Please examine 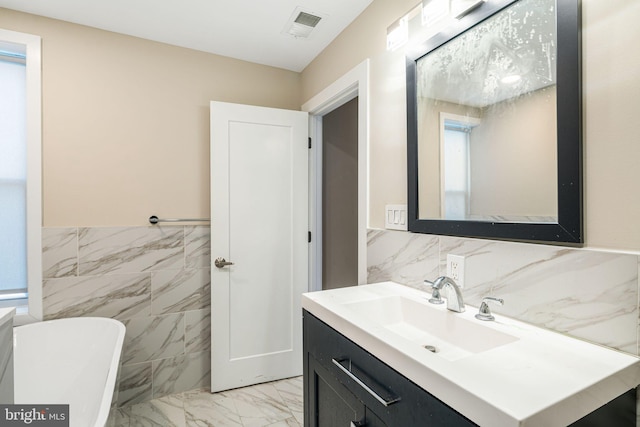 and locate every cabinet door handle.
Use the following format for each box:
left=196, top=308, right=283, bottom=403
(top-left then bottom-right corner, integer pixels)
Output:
left=332, top=358, right=401, bottom=407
